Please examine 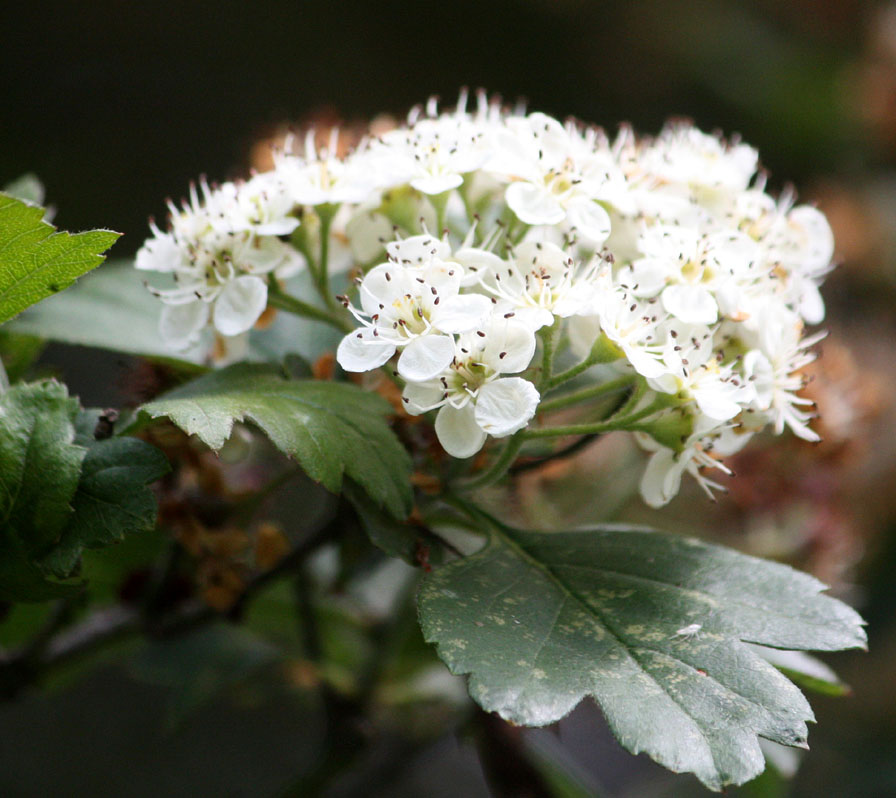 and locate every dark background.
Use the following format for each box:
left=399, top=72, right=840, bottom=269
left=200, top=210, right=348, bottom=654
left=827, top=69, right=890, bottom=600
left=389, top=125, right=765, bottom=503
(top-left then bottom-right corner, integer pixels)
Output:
left=3, top=2, right=896, bottom=796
